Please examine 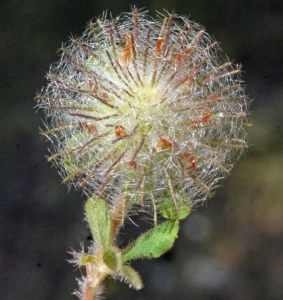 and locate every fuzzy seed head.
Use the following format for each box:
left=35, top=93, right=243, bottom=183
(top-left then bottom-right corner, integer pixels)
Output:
left=37, top=9, right=249, bottom=218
